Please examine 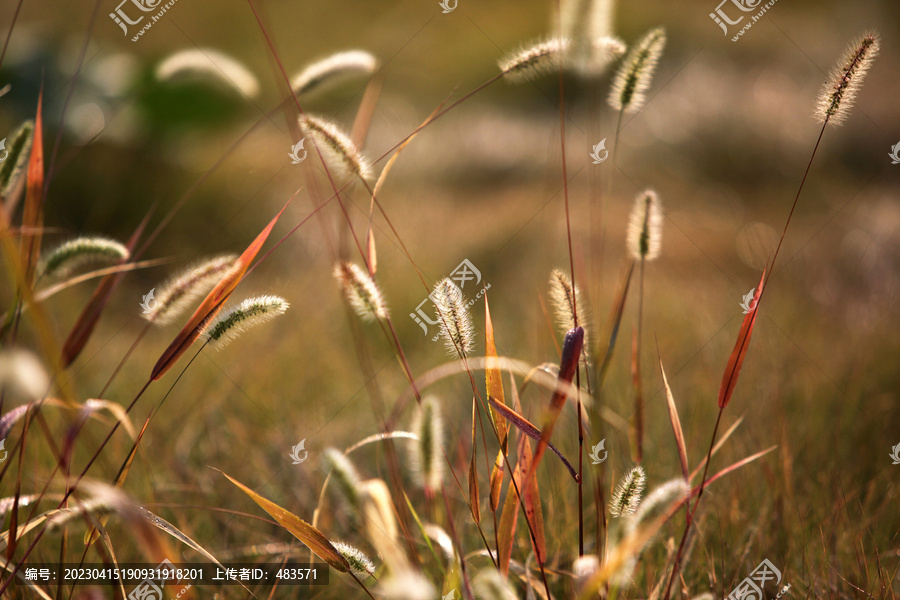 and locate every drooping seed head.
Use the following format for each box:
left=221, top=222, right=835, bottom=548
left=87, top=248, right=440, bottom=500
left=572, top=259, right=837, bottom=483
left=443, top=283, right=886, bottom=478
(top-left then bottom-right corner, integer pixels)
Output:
left=291, top=50, right=378, bottom=97
left=144, top=254, right=237, bottom=325
left=299, top=114, right=372, bottom=180
left=323, top=448, right=363, bottom=515
left=410, top=396, right=444, bottom=493
left=332, top=541, right=376, bottom=580
left=630, top=477, right=689, bottom=529
left=816, top=31, right=880, bottom=126
left=0, top=120, right=34, bottom=197
left=626, top=190, right=663, bottom=261
left=499, top=38, right=570, bottom=82
left=156, top=48, right=260, bottom=98
left=609, top=465, right=646, bottom=517
left=334, top=261, right=388, bottom=321
left=39, top=237, right=129, bottom=278
left=608, top=27, right=666, bottom=113
left=432, top=277, right=475, bottom=356
left=204, top=295, right=289, bottom=347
